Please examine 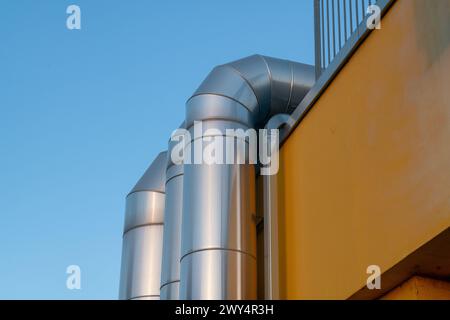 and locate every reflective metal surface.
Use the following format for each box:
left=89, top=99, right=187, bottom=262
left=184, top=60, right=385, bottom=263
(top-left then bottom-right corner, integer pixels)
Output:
left=180, top=127, right=257, bottom=300
left=180, top=249, right=257, bottom=300
left=129, top=151, right=167, bottom=195
left=119, top=152, right=167, bottom=300
left=181, top=160, right=256, bottom=254
left=130, top=296, right=160, bottom=300
left=160, top=128, right=185, bottom=300
left=160, top=167, right=183, bottom=299
left=193, top=55, right=315, bottom=127
left=119, top=219, right=164, bottom=300
left=262, top=114, right=294, bottom=300
left=181, top=55, right=314, bottom=300
left=160, top=280, right=180, bottom=300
